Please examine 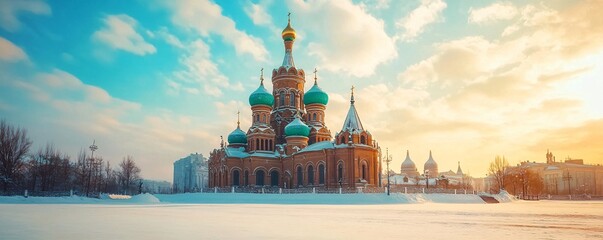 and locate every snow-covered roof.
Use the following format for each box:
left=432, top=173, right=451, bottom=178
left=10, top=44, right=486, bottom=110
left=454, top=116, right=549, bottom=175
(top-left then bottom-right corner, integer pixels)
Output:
left=225, top=147, right=249, bottom=158
left=297, top=141, right=336, bottom=153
